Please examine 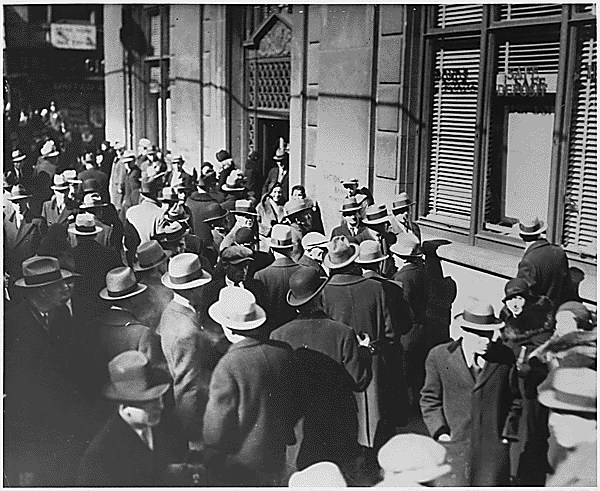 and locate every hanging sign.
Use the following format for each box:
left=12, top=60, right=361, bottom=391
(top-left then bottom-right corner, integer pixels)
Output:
left=496, top=67, right=557, bottom=96
left=50, top=23, right=96, bottom=50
